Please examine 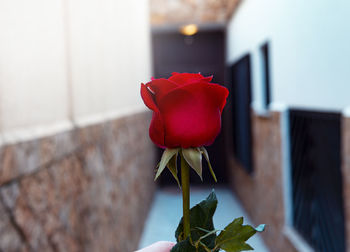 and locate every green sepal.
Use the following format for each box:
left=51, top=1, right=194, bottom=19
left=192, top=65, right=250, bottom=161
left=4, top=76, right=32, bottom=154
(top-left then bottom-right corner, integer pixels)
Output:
left=167, top=153, right=181, bottom=188
left=155, top=148, right=179, bottom=181
left=200, top=147, right=217, bottom=182
left=175, top=191, right=218, bottom=251
left=182, top=148, right=203, bottom=180
left=215, top=217, right=257, bottom=252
